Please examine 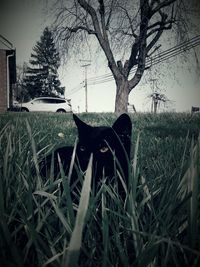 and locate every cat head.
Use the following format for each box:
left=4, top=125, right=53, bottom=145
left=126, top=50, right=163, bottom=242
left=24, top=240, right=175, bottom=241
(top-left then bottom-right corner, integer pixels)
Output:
left=73, top=113, right=132, bottom=181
